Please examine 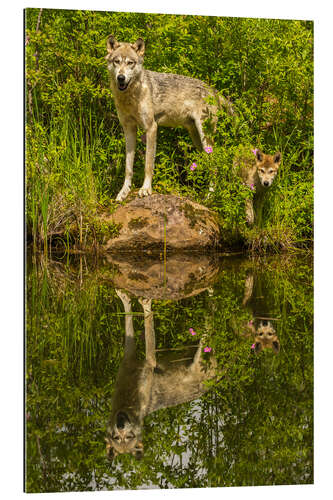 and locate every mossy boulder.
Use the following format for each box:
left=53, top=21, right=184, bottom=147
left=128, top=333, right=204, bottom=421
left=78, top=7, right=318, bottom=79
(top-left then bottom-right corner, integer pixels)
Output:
left=104, top=194, right=220, bottom=253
